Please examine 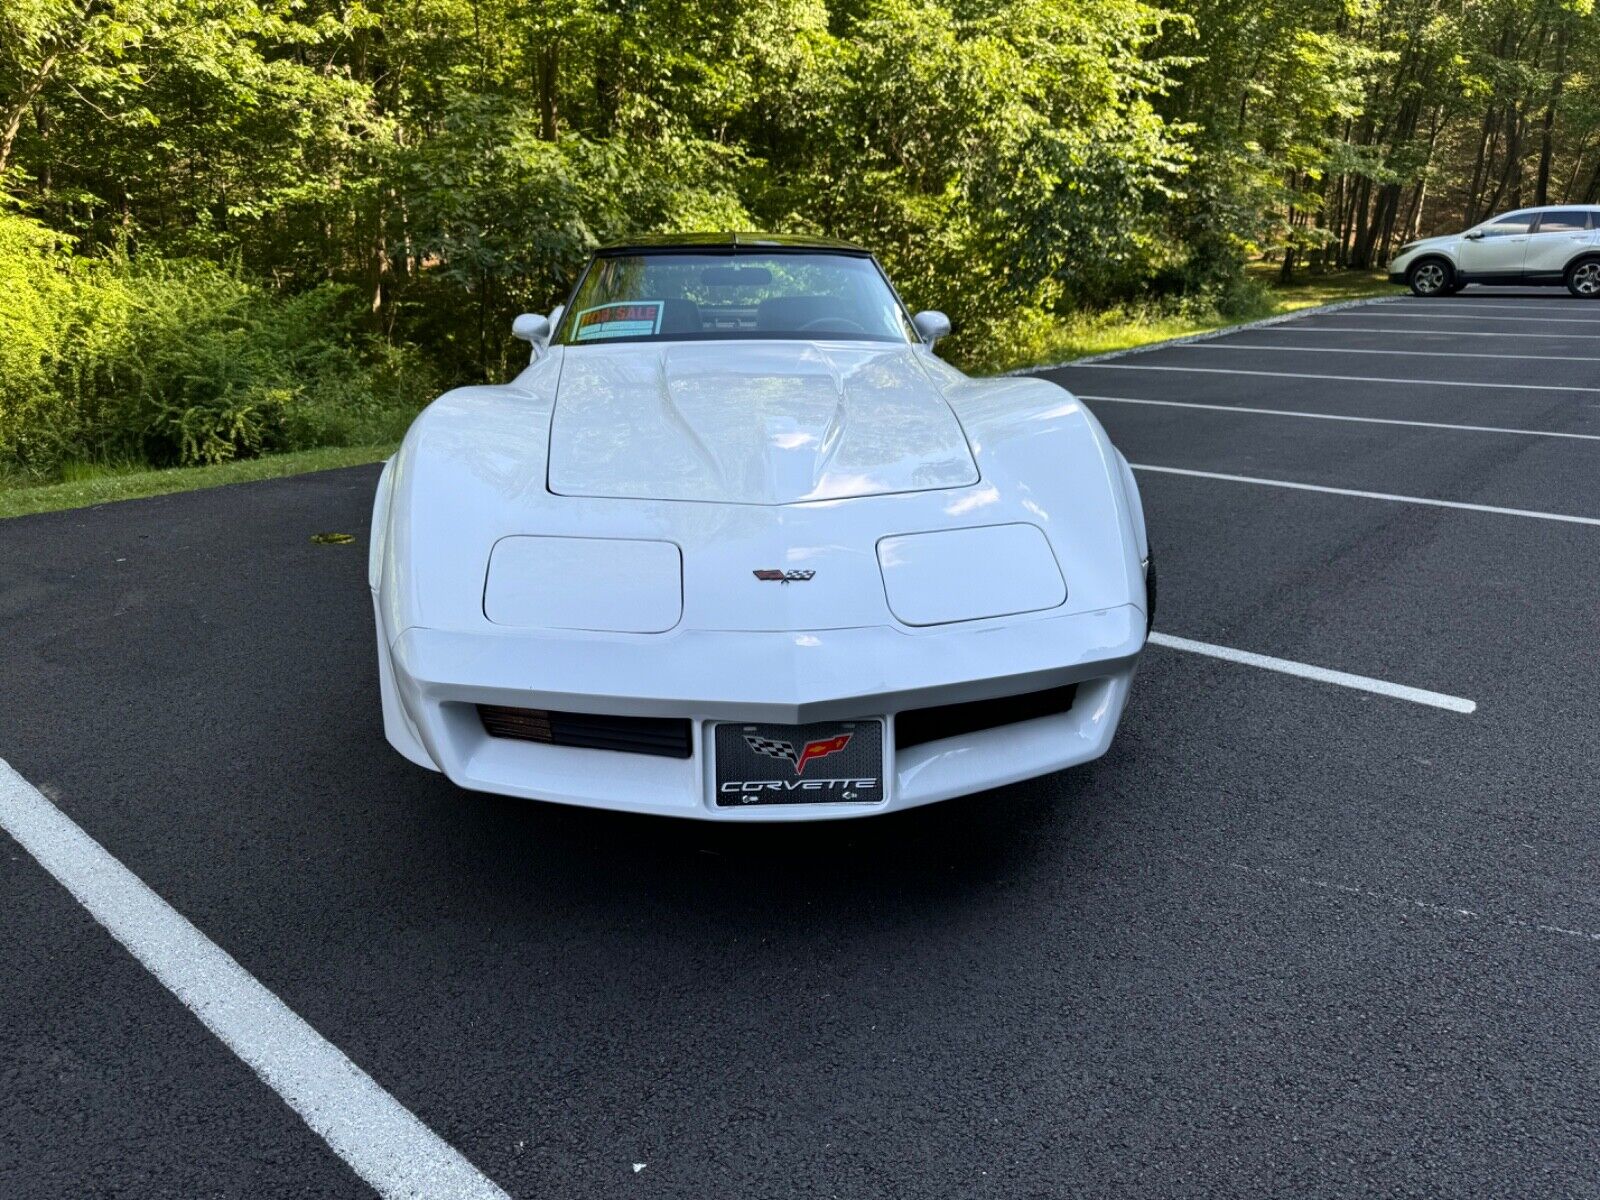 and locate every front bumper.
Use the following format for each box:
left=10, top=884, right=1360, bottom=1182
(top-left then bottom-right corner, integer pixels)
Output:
left=376, top=600, right=1145, bottom=820
left=1387, top=269, right=1407, bottom=284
